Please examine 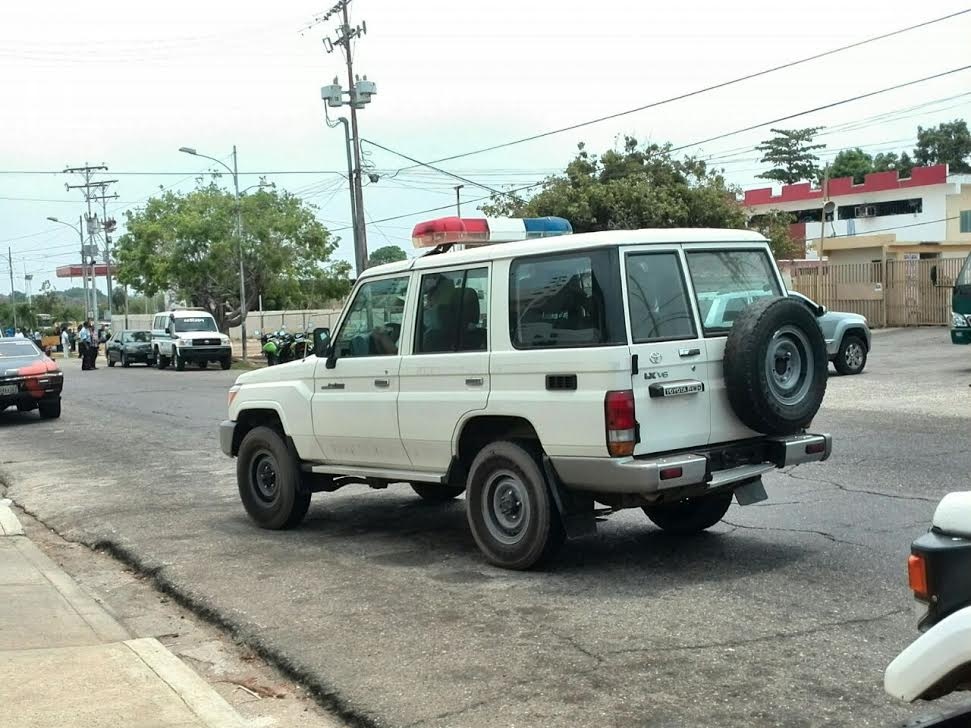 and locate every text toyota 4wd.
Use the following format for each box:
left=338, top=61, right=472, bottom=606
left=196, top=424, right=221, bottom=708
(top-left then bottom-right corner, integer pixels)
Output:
left=219, top=219, right=832, bottom=570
